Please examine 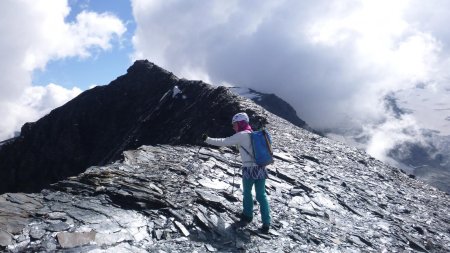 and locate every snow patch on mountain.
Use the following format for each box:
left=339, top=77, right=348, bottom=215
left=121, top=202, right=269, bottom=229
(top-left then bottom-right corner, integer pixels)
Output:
left=229, top=87, right=262, bottom=100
